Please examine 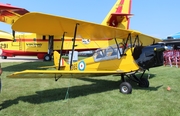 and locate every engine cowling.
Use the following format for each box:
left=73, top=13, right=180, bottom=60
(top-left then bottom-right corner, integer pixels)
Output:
left=132, top=45, right=165, bottom=70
